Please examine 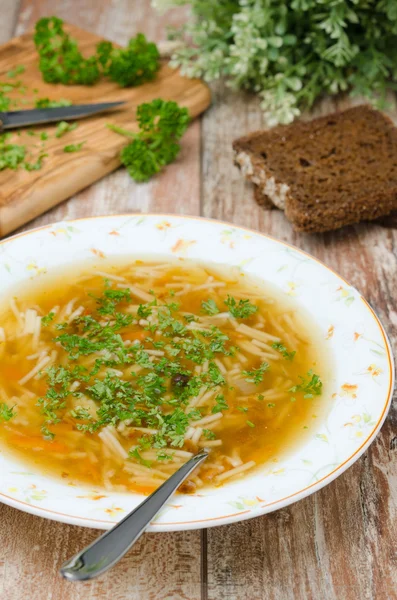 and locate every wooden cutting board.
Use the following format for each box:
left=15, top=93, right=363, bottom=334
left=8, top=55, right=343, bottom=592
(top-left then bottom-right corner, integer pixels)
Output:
left=0, top=24, right=211, bottom=237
